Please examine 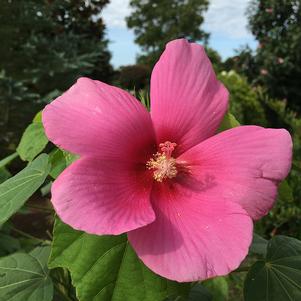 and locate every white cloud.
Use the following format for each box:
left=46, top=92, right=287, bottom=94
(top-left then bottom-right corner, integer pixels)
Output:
left=102, top=0, right=253, bottom=39
left=204, top=0, right=252, bottom=39
left=102, top=0, right=131, bottom=28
